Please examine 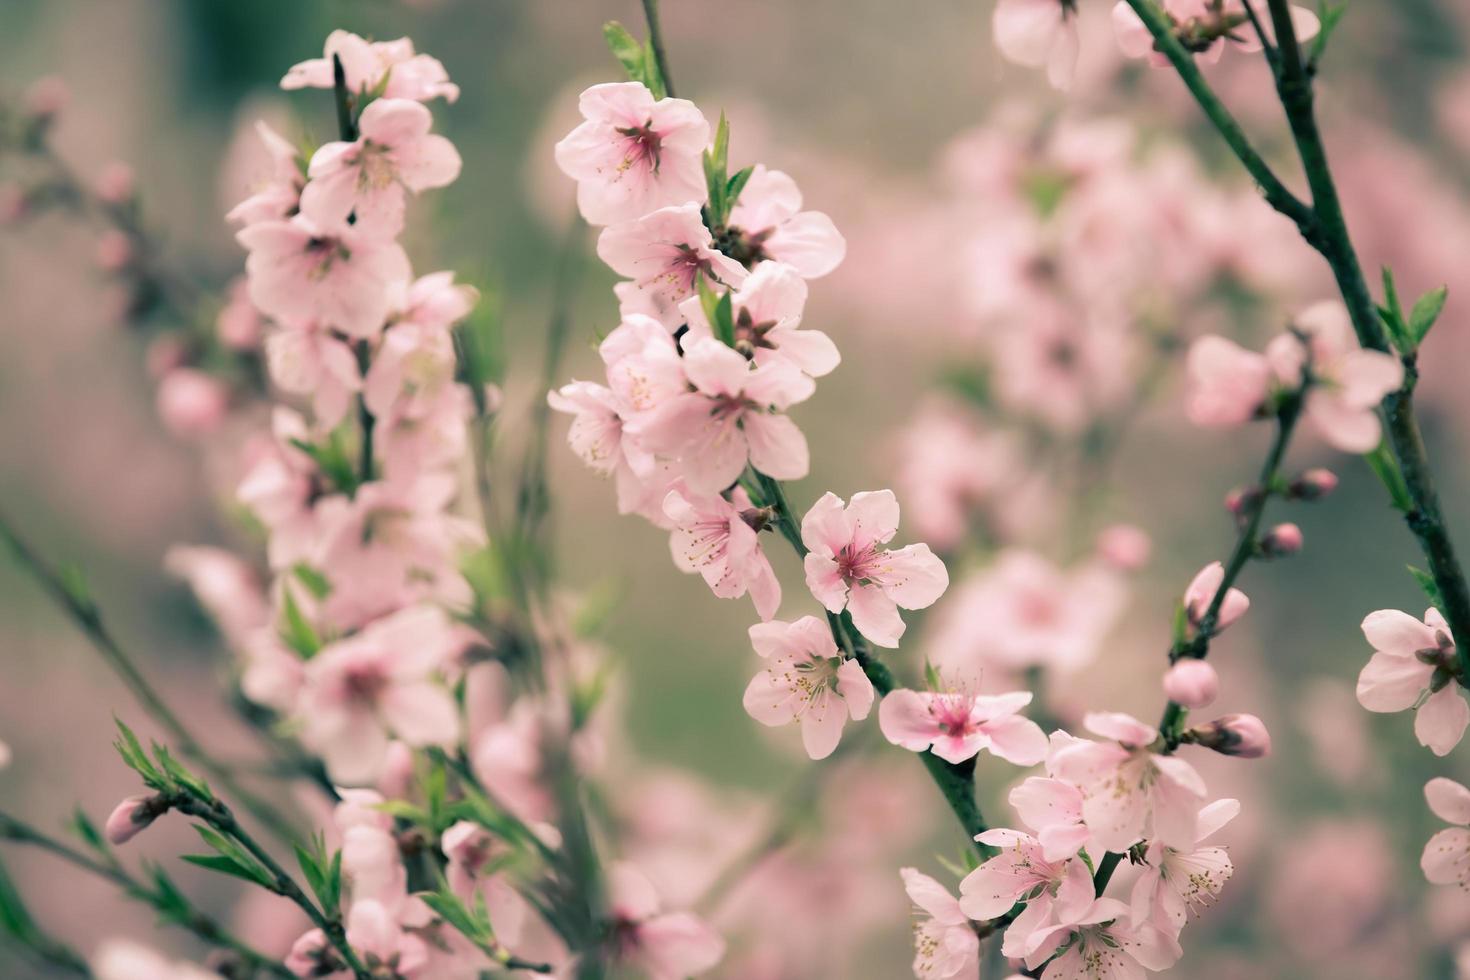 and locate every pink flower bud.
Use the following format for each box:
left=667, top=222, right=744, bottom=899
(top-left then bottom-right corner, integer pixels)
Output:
left=95, top=230, right=134, bottom=272
left=1260, top=522, right=1303, bottom=558
left=94, top=161, right=136, bottom=205
left=23, top=75, right=69, bottom=119
left=1163, top=659, right=1219, bottom=709
left=0, top=183, right=27, bottom=225
left=1191, top=713, right=1271, bottom=758
left=156, top=368, right=229, bottom=438
left=1224, top=485, right=1262, bottom=518
left=104, top=794, right=161, bottom=845
left=1184, top=561, right=1249, bottom=632
left=1096, top=524, right=1151, bottom=571
left=1290, top=467, right=1338, bottom=500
